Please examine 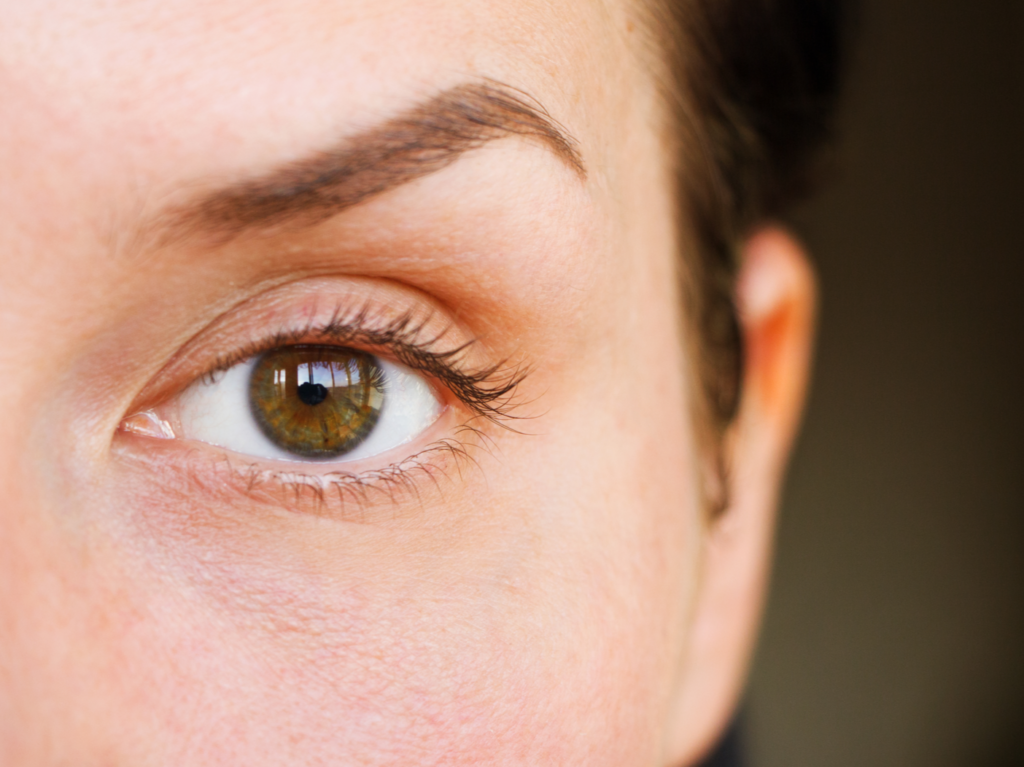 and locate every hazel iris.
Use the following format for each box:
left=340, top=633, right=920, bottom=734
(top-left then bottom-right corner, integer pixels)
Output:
left=249, top=345, right=385, bottom=459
